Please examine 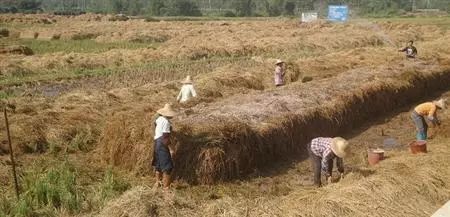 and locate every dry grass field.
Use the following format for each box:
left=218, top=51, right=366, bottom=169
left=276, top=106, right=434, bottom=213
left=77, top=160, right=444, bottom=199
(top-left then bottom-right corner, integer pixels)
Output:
left=0, top=14, right=450, bottom=217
